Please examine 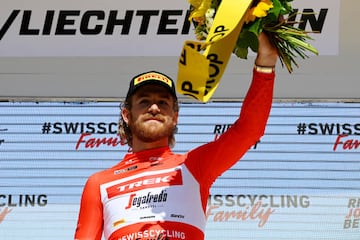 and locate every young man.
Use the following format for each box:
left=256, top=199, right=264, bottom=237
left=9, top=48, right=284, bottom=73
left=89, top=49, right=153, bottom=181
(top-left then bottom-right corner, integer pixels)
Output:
left=75, top=33, right=278, bottom=240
